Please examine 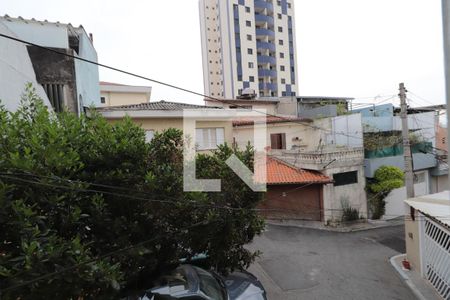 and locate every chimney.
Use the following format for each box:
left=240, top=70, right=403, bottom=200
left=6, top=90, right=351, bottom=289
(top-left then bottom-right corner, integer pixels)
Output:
left=89, top=33, right=94, bottom=43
